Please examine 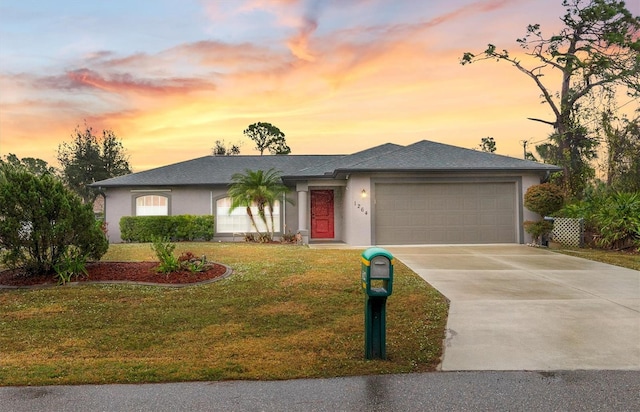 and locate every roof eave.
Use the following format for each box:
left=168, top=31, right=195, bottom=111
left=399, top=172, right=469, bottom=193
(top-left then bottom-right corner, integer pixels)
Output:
left=333, top=166, right=562, bottom=175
